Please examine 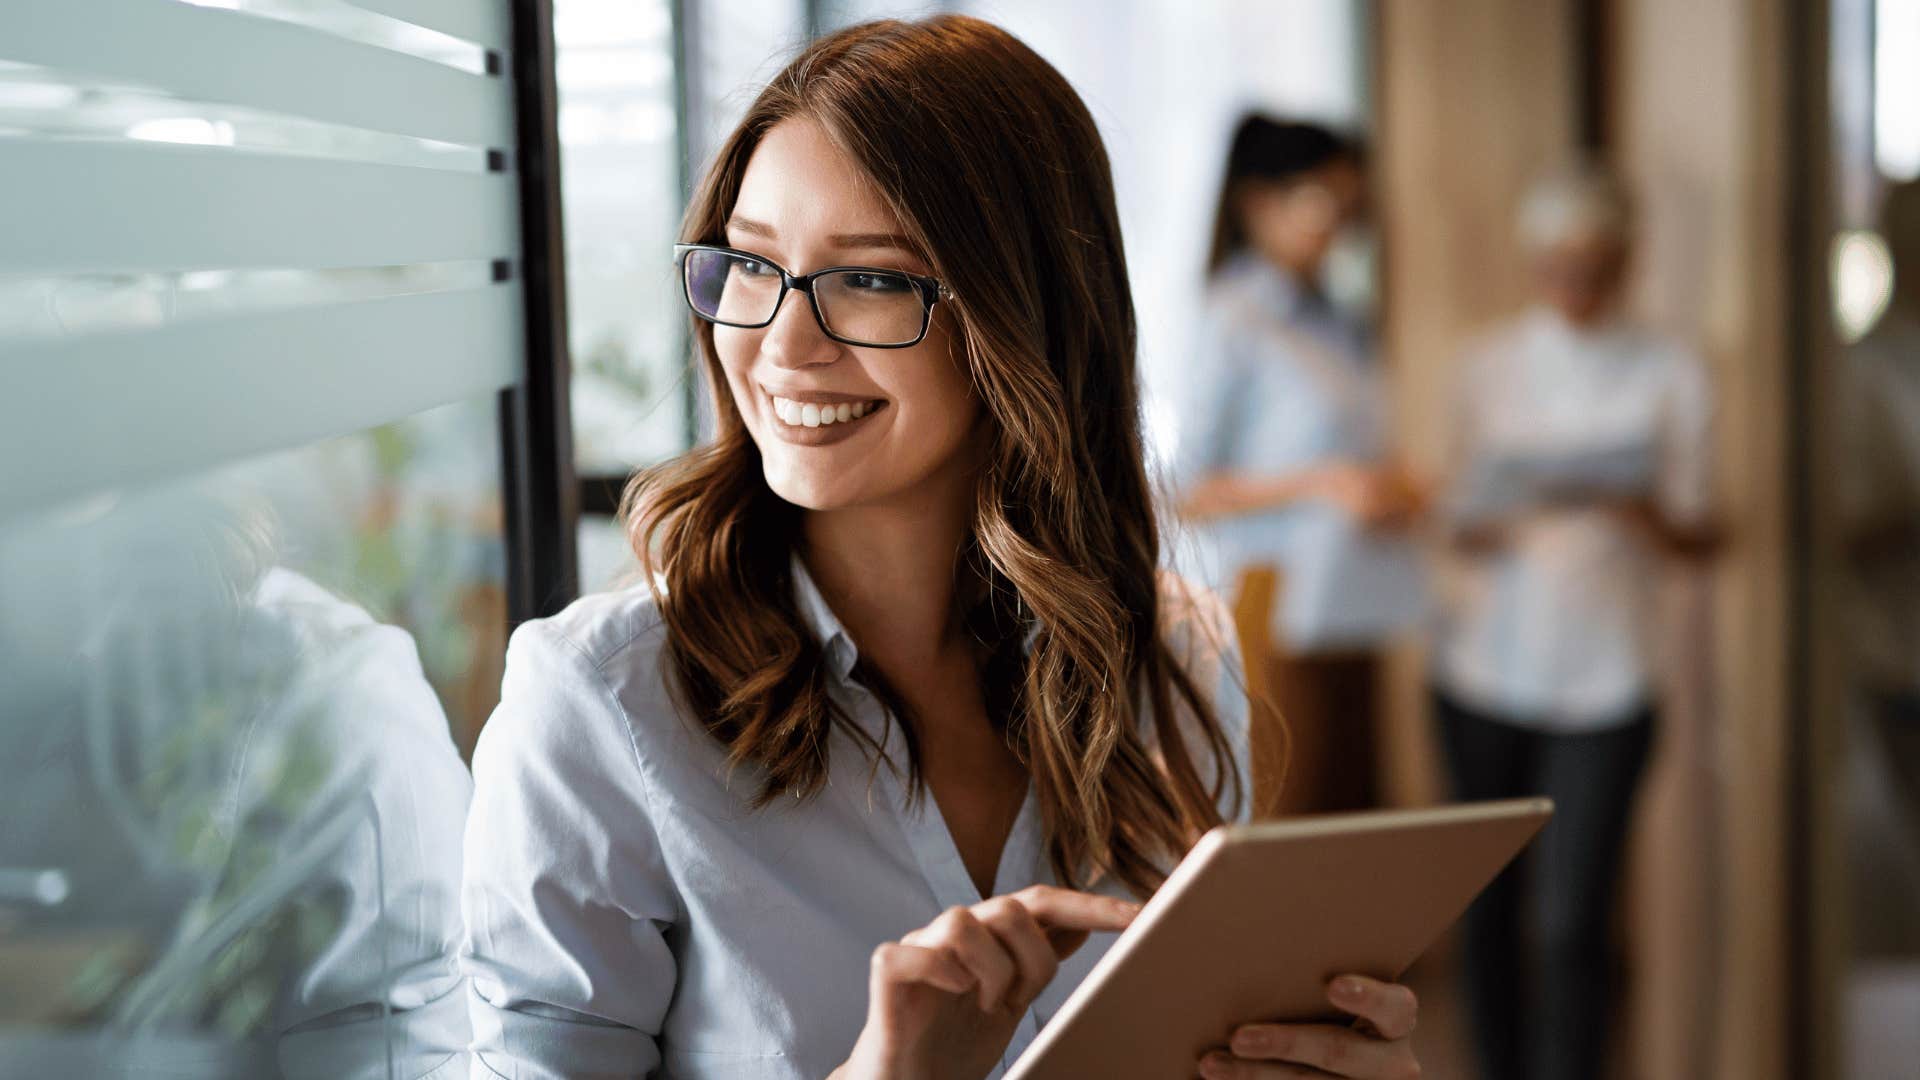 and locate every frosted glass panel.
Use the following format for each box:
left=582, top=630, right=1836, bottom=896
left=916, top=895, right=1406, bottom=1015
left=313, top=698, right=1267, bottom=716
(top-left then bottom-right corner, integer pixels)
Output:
left=1, top=140, right=518, bottom=274
left=2, top=2, right=516, bottom=1076
left=3, top=0, right=510, bottom=145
